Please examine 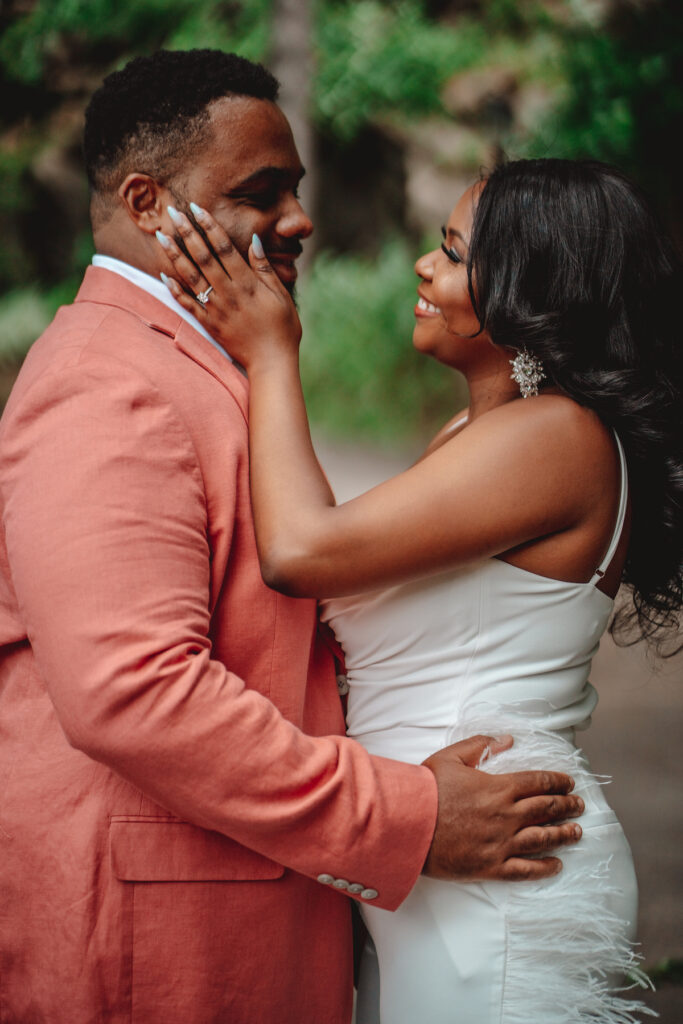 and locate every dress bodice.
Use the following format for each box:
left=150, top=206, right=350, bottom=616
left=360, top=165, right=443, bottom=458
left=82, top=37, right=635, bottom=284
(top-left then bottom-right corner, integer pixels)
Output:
left=321, top=560, right=613, bottom=763
left=320, top=436, right=627, bottom=767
